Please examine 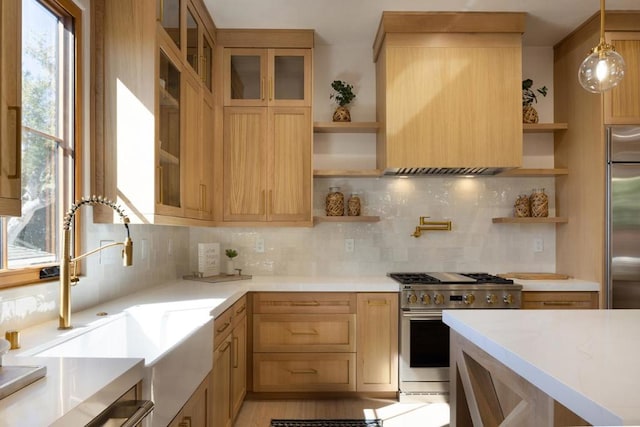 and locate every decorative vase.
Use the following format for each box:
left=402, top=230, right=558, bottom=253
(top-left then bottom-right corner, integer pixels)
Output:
left=226, top=259, right=235, bottom=275
left=347, top=193, right=361, bottom=216
left=333, top=106, right=351, bottom=122
left=530, top=188, right=549, bottom=217
left=514, top=194, right=530, bottom=217
left=523, top=105, right=539, bottom=124
left=325, top=187, right=344, bottom=216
